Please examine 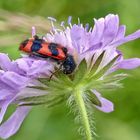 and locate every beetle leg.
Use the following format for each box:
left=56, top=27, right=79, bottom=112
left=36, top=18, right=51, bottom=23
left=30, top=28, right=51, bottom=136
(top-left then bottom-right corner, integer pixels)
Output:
left=49, top=63, right=63, bottom=81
